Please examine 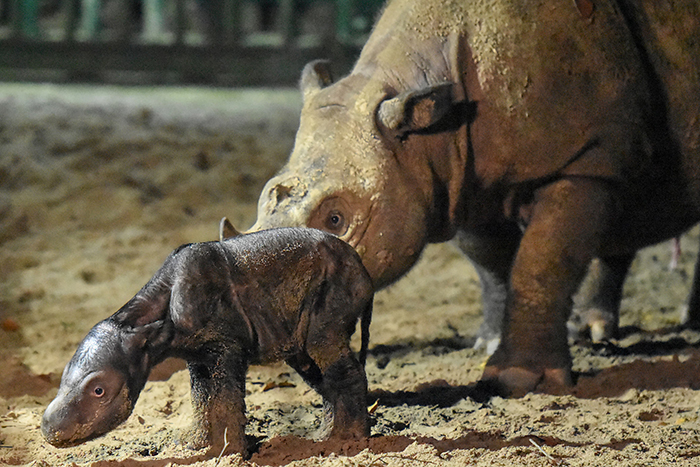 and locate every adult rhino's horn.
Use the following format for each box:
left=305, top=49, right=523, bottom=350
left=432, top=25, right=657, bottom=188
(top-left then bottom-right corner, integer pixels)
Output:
left=378, top=83, right=455, bottom=134
left=300, top=60, right=334, bottom=98
left=219, top=217, right=241, bottom=241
